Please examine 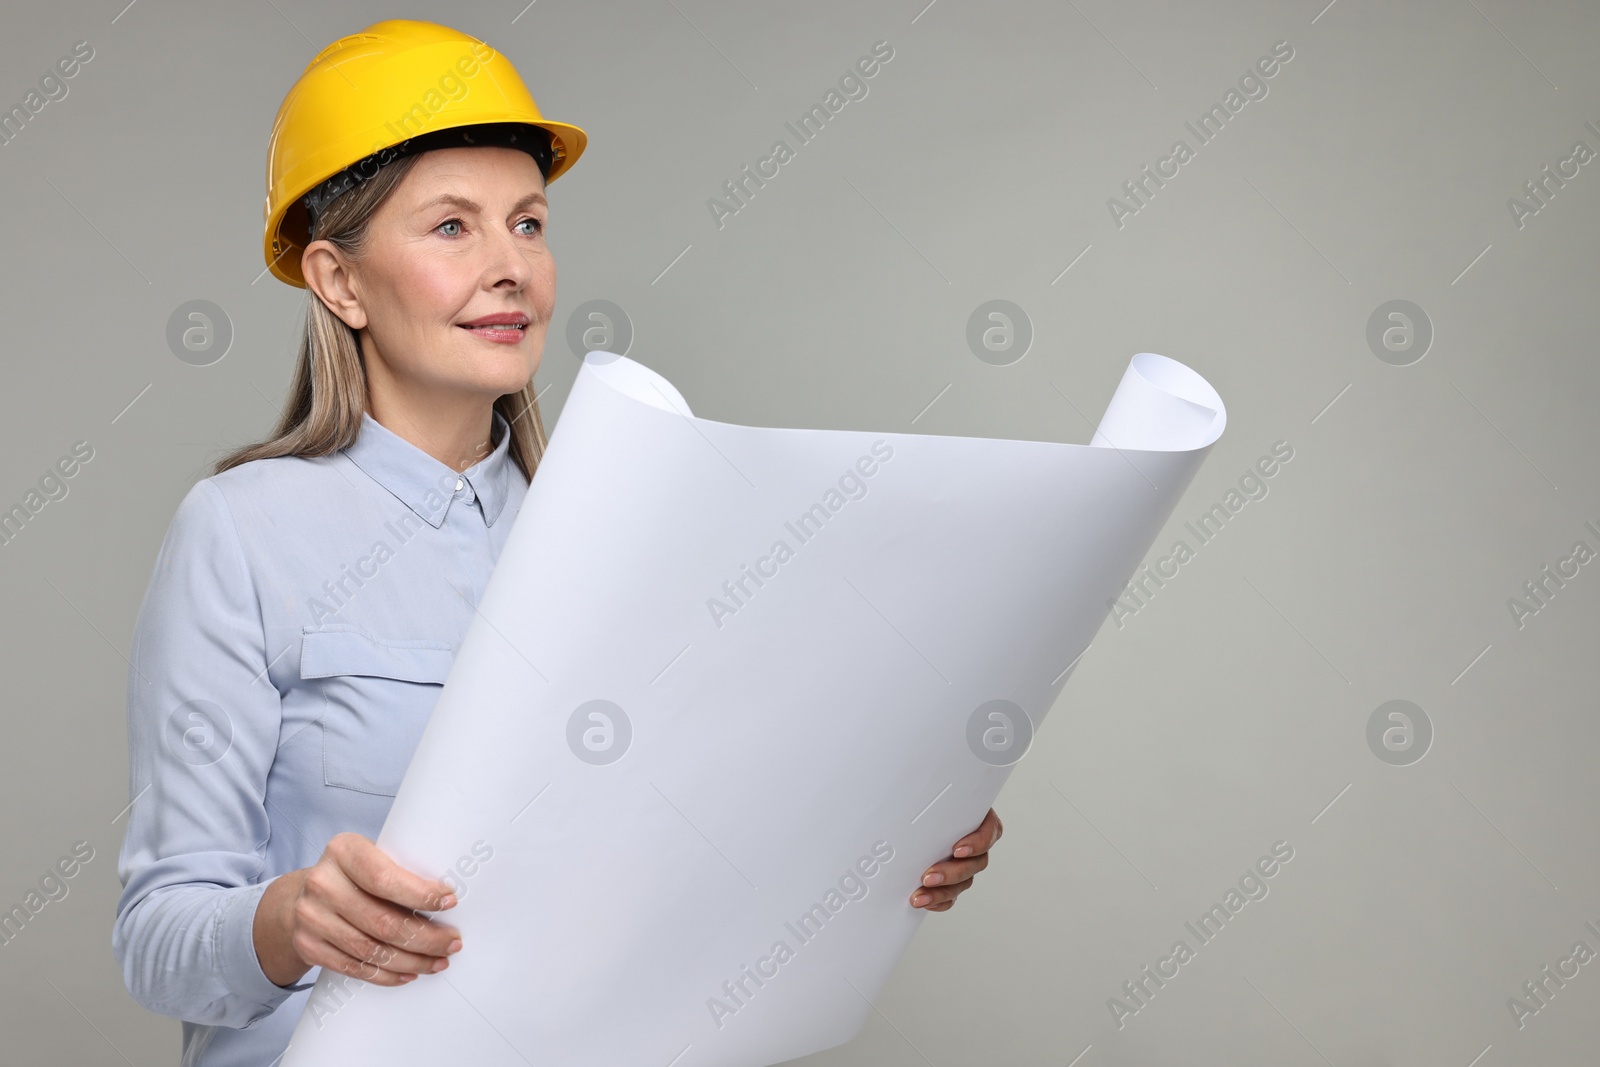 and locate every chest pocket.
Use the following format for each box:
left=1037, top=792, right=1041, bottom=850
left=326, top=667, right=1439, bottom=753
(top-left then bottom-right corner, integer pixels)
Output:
left=300, top=626, right=455, bottom=797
